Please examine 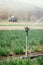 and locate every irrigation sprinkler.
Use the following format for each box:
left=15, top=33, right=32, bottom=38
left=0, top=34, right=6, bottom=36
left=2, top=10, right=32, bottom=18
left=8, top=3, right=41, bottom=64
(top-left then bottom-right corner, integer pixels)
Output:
left=25, top=27, right=30, bottom=58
